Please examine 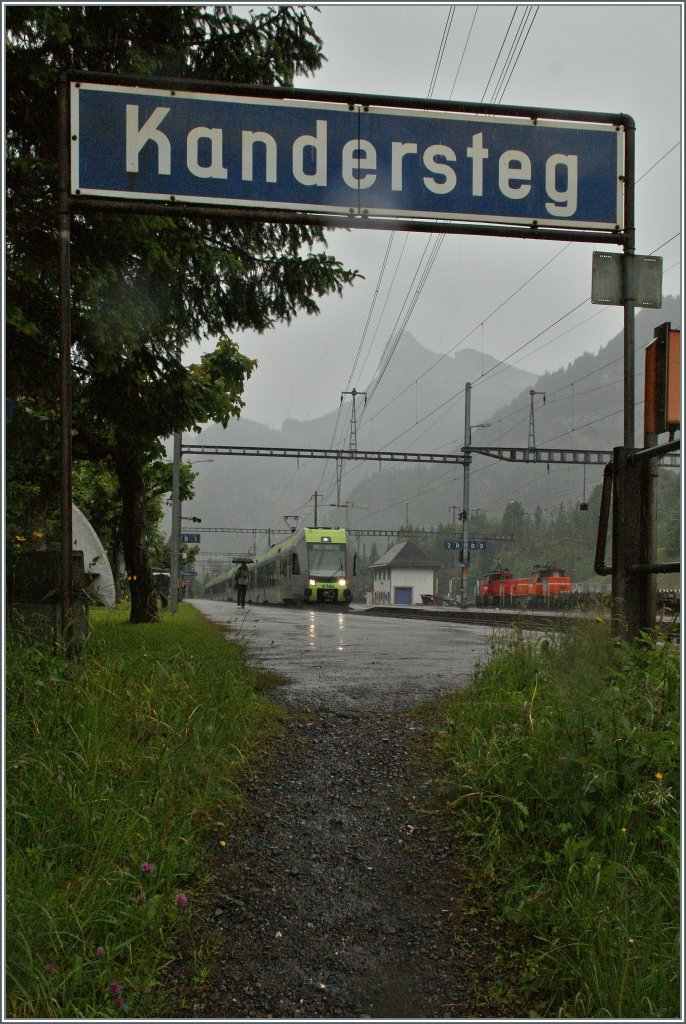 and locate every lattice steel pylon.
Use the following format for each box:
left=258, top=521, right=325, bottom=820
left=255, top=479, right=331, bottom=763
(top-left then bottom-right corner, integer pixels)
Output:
left=528, top=389, right=546, bottom=449
left=341, top=388, right=367, bottom=452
